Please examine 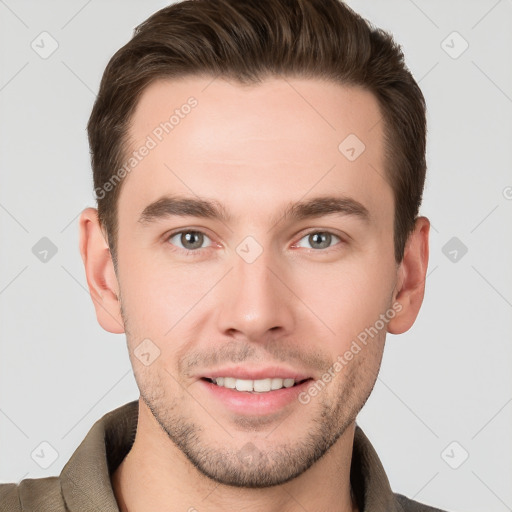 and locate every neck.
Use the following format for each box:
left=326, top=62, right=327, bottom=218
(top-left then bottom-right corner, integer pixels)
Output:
left=112, top=400, right=359, bottom=512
